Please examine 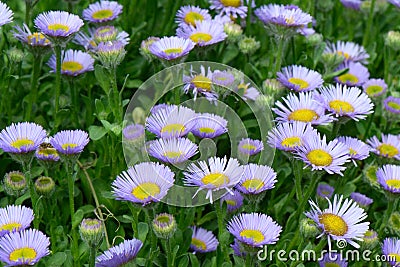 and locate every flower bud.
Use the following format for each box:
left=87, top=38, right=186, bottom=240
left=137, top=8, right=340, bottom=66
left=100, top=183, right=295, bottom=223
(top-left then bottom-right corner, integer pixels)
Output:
left=224, top=23, right=243, bottom=43
left=7, top=48, right=25, bottom=64
left=360, top=230, right=379, bottom=250
left=3, top=171, right=27, bottom=197
left=152, top=213, right=177, bottom=239
left=385, top=31, right=400, bottom=51
left=389, top=211, right=400, bottom=235
left=238, top=36, right=260, bottom=55
left=34, top=176, right=56, bottom=198
left=79, top=218, right=104, bottom=248
left=96, top=41, right=126, bottom=69
left=300, top=218, right=320, bottom=239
